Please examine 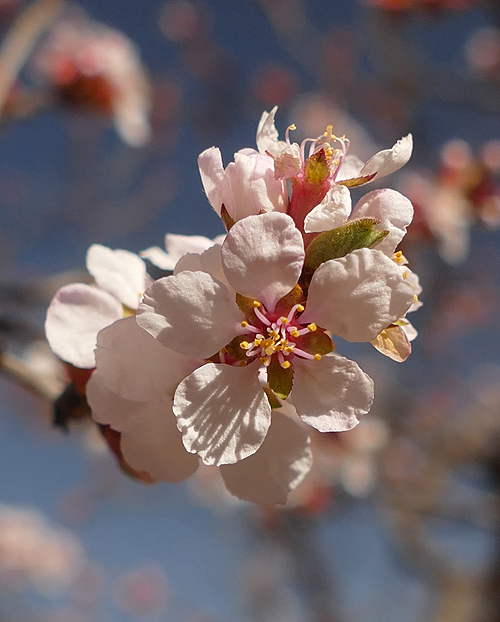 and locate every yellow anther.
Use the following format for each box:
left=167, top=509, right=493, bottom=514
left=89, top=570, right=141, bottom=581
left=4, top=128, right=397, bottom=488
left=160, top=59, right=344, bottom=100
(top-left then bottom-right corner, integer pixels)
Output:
left=237, top=360, right=247, bottom=367
left=260, top=356, right=270, bottom=366
left=288, top=123, right=296, bottom=131
left=314, top=354, right=322, bottom=361
left=240, top=341, right=250, bottom=350
left=282, top=360, right=291, bottom=369
left=241, top=320, right=249, bottom=328
left=402, top=271, right=408, bottom=279
left=394, top=251, right=403, bottom=261
left=297, top=304, right=304, bottom=312
left=280, top=317, right=289, bottom=324
left=252, top=300, right=261, bottom=308
left=254, top=338, right=262, bottom=346
left=221, top=347, right=227, bottom=354
left=413, top=294, right=419, bottom=303
left=290, top=328, right=299, bottom=338
left=285, top=345, right=295, bottom=354
left=307, top=323, right=317, bottom=332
